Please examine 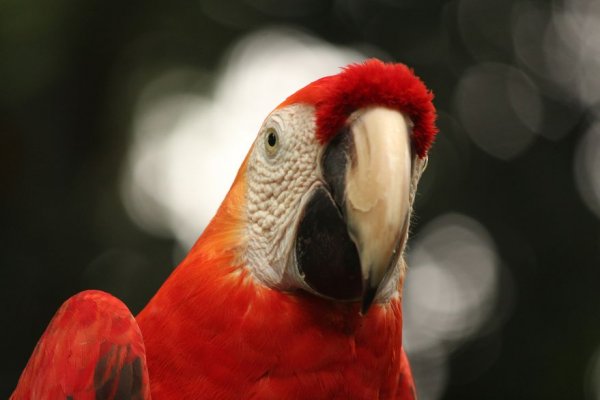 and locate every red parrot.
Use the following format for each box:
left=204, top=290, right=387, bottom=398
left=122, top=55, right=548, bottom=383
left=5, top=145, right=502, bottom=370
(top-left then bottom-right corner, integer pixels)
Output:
left=12, top=59, right=437, bottom=399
